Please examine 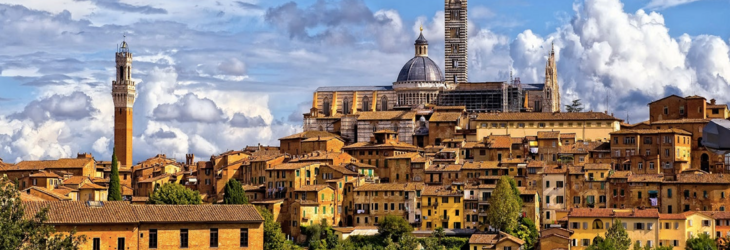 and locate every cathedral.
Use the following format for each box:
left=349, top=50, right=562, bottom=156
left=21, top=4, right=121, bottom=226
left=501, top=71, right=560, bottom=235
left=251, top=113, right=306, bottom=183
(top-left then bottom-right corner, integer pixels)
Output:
left=303, top=0, right=560, bottom=144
